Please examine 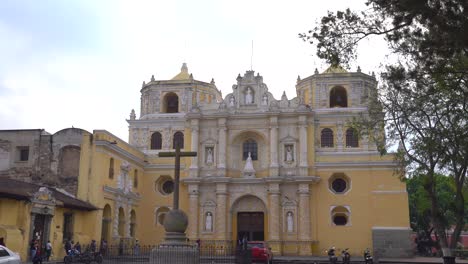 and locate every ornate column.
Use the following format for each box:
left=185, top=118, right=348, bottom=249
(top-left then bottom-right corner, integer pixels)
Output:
left=217, top=118, right=227, bottom=177
left=190, top=119, right=199, bottom=177
left=269, top=116, right=279, bottom=177
left=187, top=184, right=200, bottom=239
left=268, top=182, right=281, bottom=241
left=215, top=182, right=228, bottom=240
left=298, top=183, right=311, bottom=255
left=298, top=115, right=308, bottom=176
